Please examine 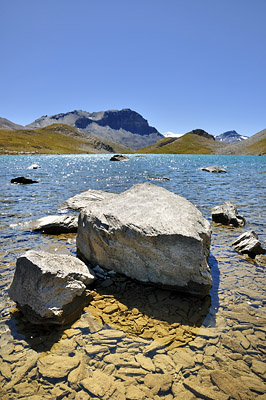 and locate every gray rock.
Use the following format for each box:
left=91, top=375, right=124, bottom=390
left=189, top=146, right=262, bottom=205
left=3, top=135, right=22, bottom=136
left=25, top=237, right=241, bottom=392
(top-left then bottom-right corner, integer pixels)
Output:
left=76, top=182, right=212, bottom=296
left=32, top=215, right=78, bottom=234
left=8, top=251, right=95, bottom=325
left=60, top=189, right=118, bottom=211
left=110, top=154, right=130, bottom=161
left=200, top=166, right=227, bottom=173
left=212, top=201, right=245, bottom=227
left=232, top=230, right=266, bottom=258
